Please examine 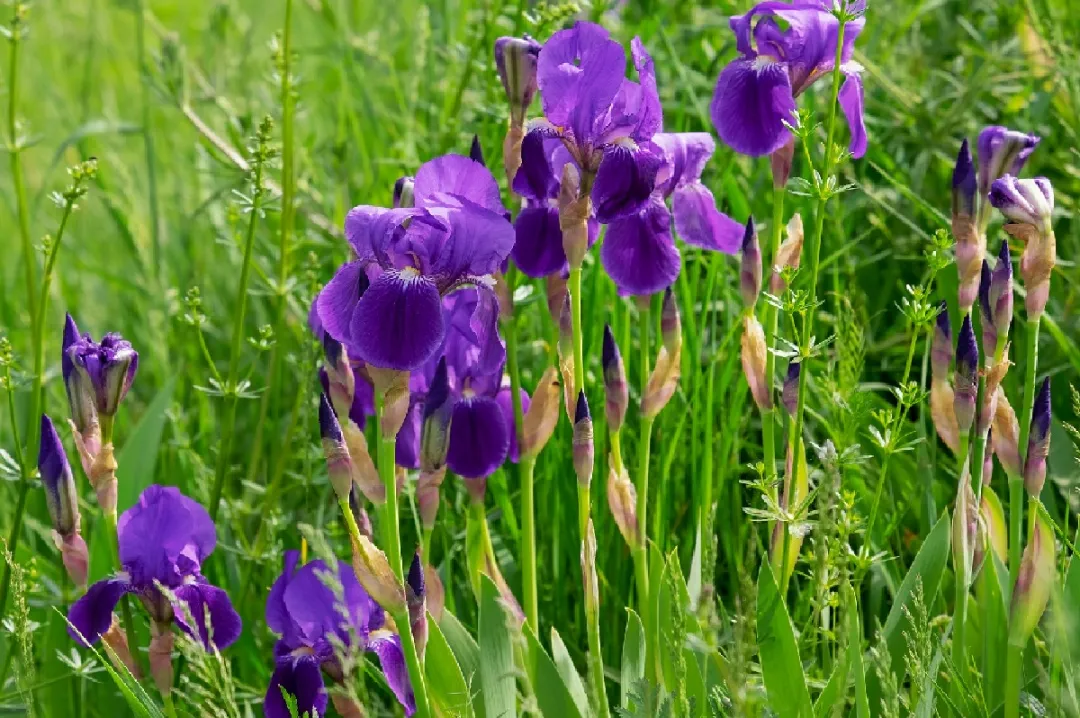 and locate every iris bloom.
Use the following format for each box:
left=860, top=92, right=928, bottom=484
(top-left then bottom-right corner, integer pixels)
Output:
left=314, top=153, right=514, bottom=372
left=602, top=132, right=744, bottom=296
left=397, top=289, right=527, bottom=480
left=265, top=551, right=414, bottom=718
left=63, top=314, right=138, bottom=422
left=524, top=21, right=663, bottom=225
left=710, top=1, right=867, bottom=158
left=68, top=485, right=241, bottom=650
